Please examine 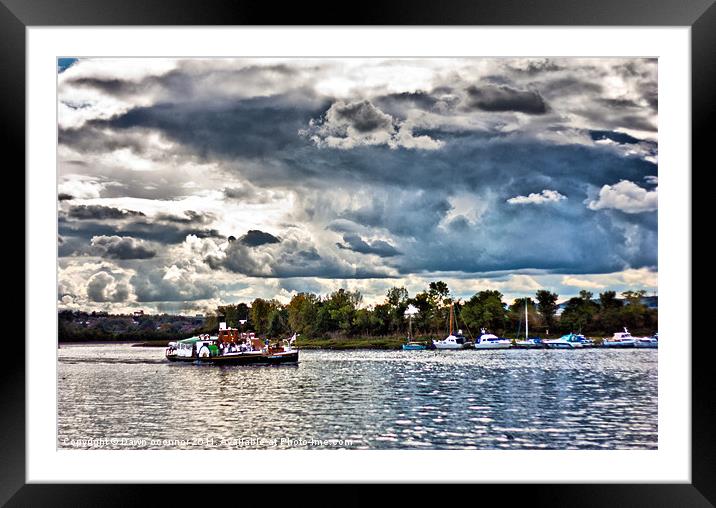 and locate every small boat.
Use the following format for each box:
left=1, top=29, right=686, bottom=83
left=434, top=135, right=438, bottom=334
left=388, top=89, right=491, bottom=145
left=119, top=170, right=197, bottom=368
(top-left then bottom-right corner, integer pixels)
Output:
left=514, top=299, right=544, bottom=348
left=165, top=325, right=299, bottom=365
left=635, top=333, right=658, bottom=348
left=474, top=329, right=512, bottom=350
left=402, top=304, right=427, bottom=350
left=514, top=337, right=545, bottom=349
left=433, top=303, right=469, bottom=350
left=433, top=334, right=467, bottom=349
left=543, top=333, right=584, bottom=349
left=602, top=328, right=640, bottom=348
left=576, top=334, right=595, bottom=347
